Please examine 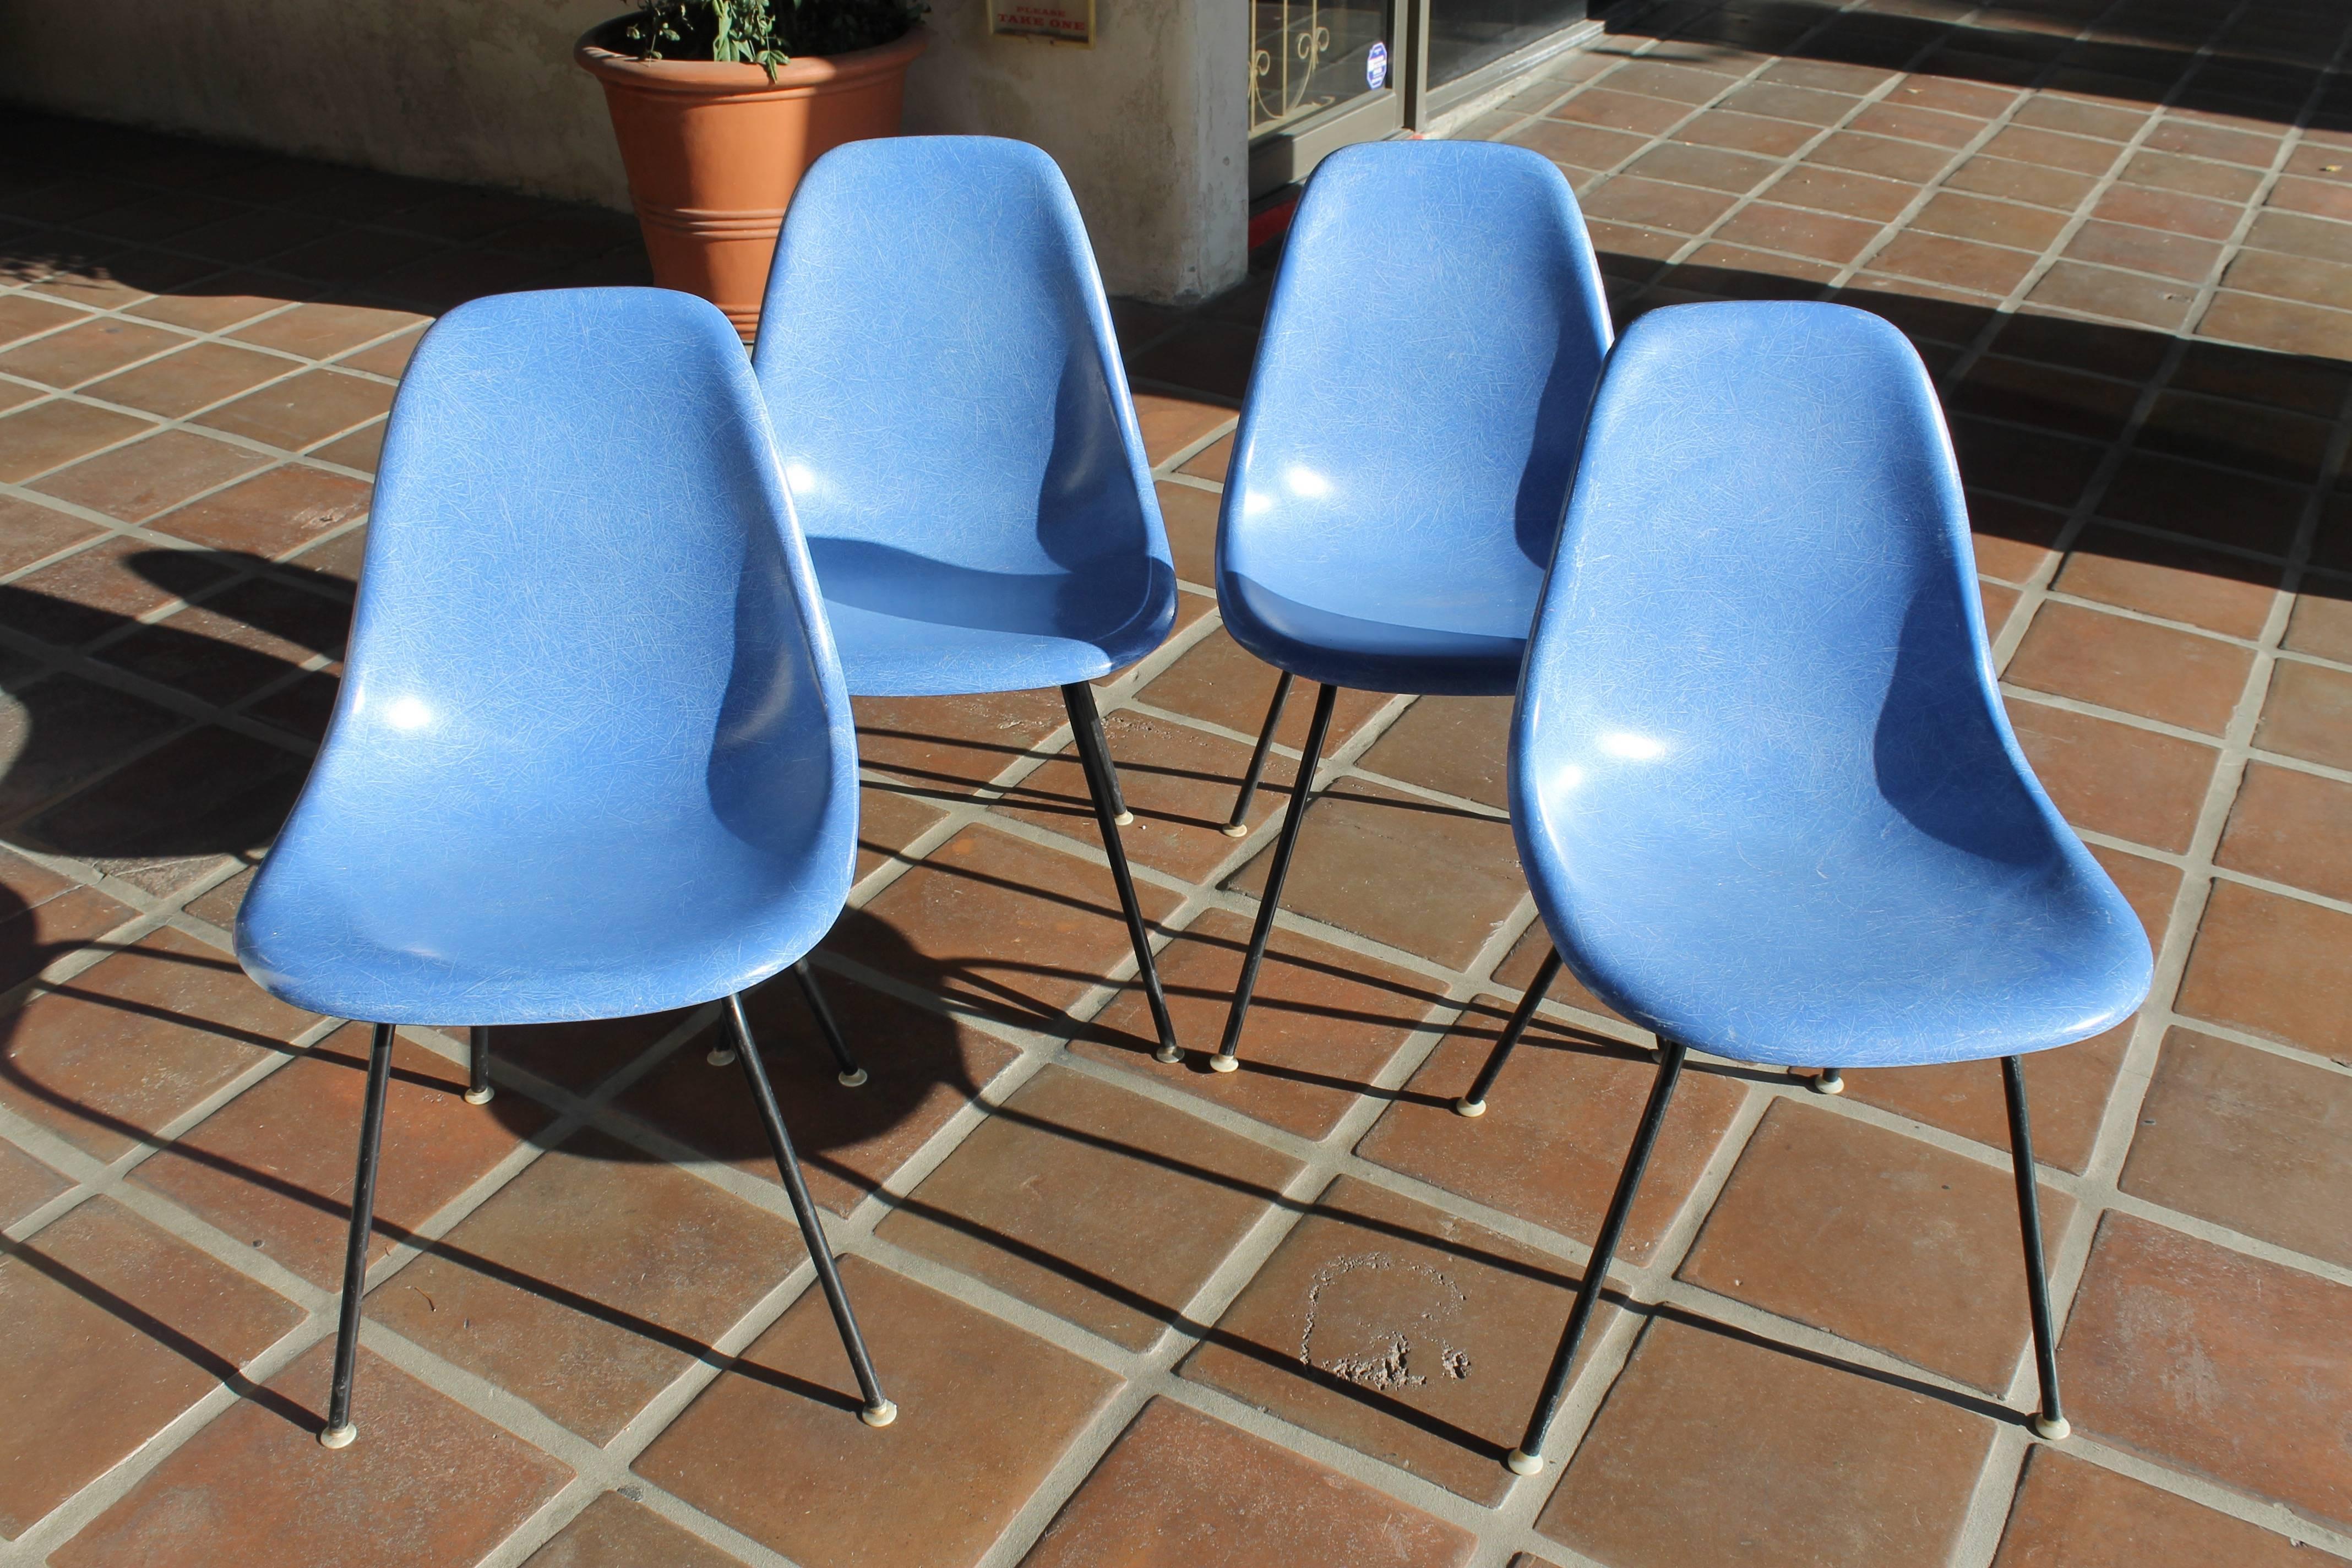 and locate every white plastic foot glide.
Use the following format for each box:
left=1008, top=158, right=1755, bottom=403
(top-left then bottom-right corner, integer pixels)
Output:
left=1208, top=1053, right=1240, bottom=1074
left=1219, top=821, right=1250, bottom=839
left=837, top=1068, right=869, bottom=1088
left=1152, top=1044, right=1185, bottom=1065
left=1505, top=1447, right=1544, bottom=1477
left=1811, top=1068, right=1844, bottom=1095
left=463, top=1085, right=494, bottom=1106
left=318, top=1423, right=357, bottom=1450
left=707, top=1045, right=739, bottom=1066
left=2032, top=1413, right=2070, bottom=1441
left=1113, top=810, right=1136, bottom=827
left=861, top=1399, right=899, bottom=1429
left=1454, top=1097, right=1487, bottom=1118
